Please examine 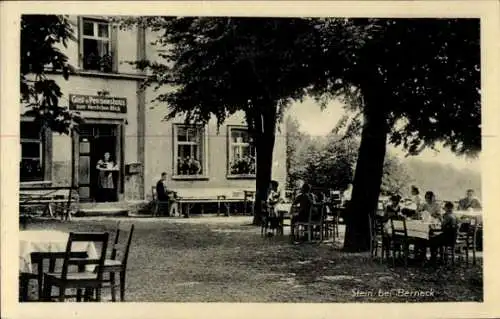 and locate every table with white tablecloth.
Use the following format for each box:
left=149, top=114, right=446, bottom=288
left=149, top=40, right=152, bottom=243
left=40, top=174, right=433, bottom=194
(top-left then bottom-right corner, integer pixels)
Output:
left=385, top=219, right=441, bottom=240
left=276, top=203, right=292, bottom=216
left=19, top=230, right=99, bottom=273
left=455, top=210, right=483, bottom=224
